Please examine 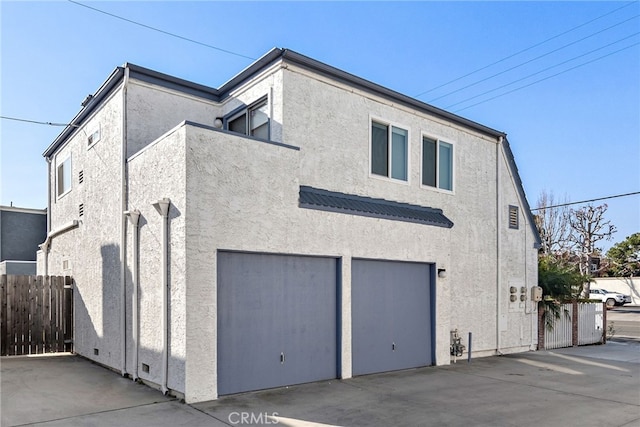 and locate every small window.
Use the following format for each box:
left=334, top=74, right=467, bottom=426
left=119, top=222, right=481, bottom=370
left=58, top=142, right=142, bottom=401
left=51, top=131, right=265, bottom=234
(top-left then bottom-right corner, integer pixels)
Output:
left=79, top=203, right=84, bottom=217
left=371, top=120, right=408, bottom=181
left=227, top=98, right=270, bottom=140
left=509, top=205, right=519, bottom=229
left=87, top=127, right=101, bottom=147
left=422, top=136, right=453, bottom=191
left=78, top=170, right=84, bottom=184
left=57, top=156, right=72, bottom=197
